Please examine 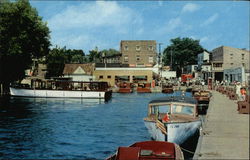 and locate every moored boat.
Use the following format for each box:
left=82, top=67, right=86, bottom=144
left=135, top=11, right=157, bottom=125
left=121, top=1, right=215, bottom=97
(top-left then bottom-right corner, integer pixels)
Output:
left=137, top=83, right=151, bottom=93
left=193, top=90, right=211, bottom=114
left=106, top=141, right=184, bottom=160
left=10, top=79, right=112, bottom=101
left=117, top=82, right=133, bottom=93
left=162, top=84, right=174, bottom=93
left=144, top=96, right=201, bottom=145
